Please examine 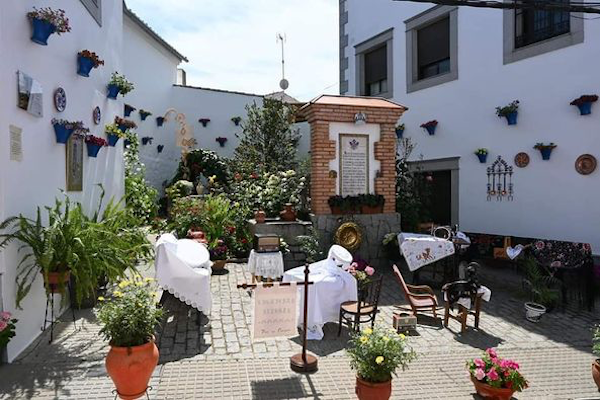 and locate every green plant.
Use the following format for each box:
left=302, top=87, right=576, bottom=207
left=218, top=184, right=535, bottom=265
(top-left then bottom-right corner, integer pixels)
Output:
left=165, top=180, right=194, bottom=203
left=347, top=327, right=416, bottom=383
left=395, top=123, right=405, bottom=130
left=96, top=277, right=163, bottom=347
left=199, top=194, right=235, bottom=248
left=475, top=148, right=488, bottom=155
left=0, top=312, right=17, bottom=348
left=521, top=256, right=561, bottom=308
left=170, top=197, right=204, bottom=238
left=109, top=72, right=134, bottom=95
left=297, top=227, right=323, bottom=263
left=358, top=194, right=385, bottom=208
left=124, top=130, right=158, bottom=225
left=496, top=100, right=519, bottom=117
left=105, top=123, right=126, bottom=138
left=171, top=148, right=229, bottom=189
left=467, top=348, right=527, bottom=392
left=593, top=324, right=600, bottom=358
left=27, top=7, right=71, bottom=34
